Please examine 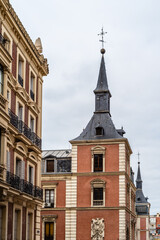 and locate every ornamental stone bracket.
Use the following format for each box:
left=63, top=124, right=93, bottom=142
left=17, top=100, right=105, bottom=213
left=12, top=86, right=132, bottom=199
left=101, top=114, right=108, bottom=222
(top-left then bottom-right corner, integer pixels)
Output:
left=91, top=218, right=105, bottom=240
